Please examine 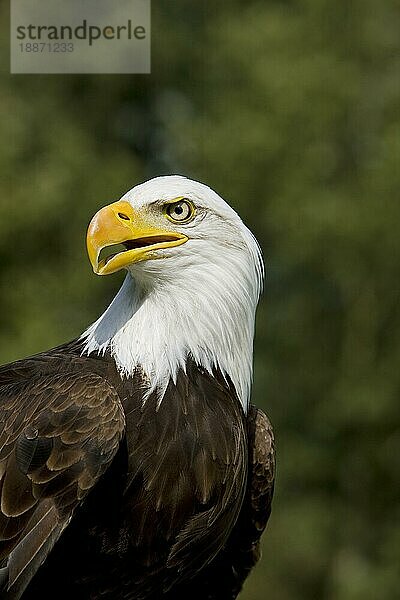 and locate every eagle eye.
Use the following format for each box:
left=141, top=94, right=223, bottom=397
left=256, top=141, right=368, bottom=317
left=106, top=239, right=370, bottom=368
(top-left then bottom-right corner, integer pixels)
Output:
left=164, top=199, right=195, bottom=224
